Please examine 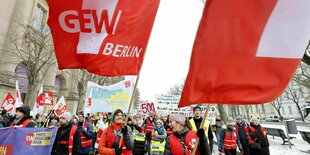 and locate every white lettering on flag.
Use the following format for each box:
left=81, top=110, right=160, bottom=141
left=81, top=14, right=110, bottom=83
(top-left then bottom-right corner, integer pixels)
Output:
left=77, top=0, right=120, bottom=54
left=256, top=0, right=310, bottom=59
